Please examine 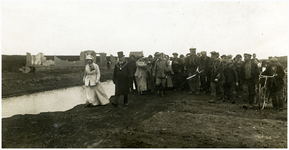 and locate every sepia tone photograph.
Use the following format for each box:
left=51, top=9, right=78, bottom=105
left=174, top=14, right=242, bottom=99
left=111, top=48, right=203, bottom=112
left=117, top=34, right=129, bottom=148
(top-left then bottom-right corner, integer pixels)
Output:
left=2, top=0, right=288, bottom=148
